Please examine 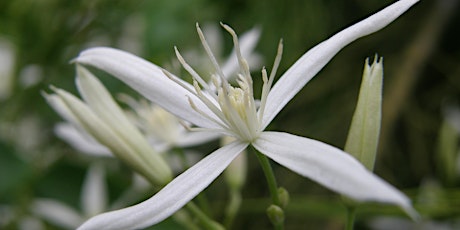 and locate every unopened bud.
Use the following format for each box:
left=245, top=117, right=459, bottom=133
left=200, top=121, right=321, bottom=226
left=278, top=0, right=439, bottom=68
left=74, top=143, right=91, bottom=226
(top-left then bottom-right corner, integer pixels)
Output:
left=345, top=55, right=383, bottom=171
left=277, top=187, right=290, bottom=209
left=266, top=205, right=284, bottom=227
